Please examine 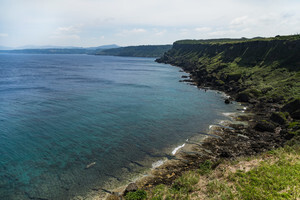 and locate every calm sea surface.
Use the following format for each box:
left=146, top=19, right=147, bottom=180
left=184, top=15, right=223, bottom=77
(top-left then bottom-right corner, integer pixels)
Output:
left=0, top=54, right=237, bottom=199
